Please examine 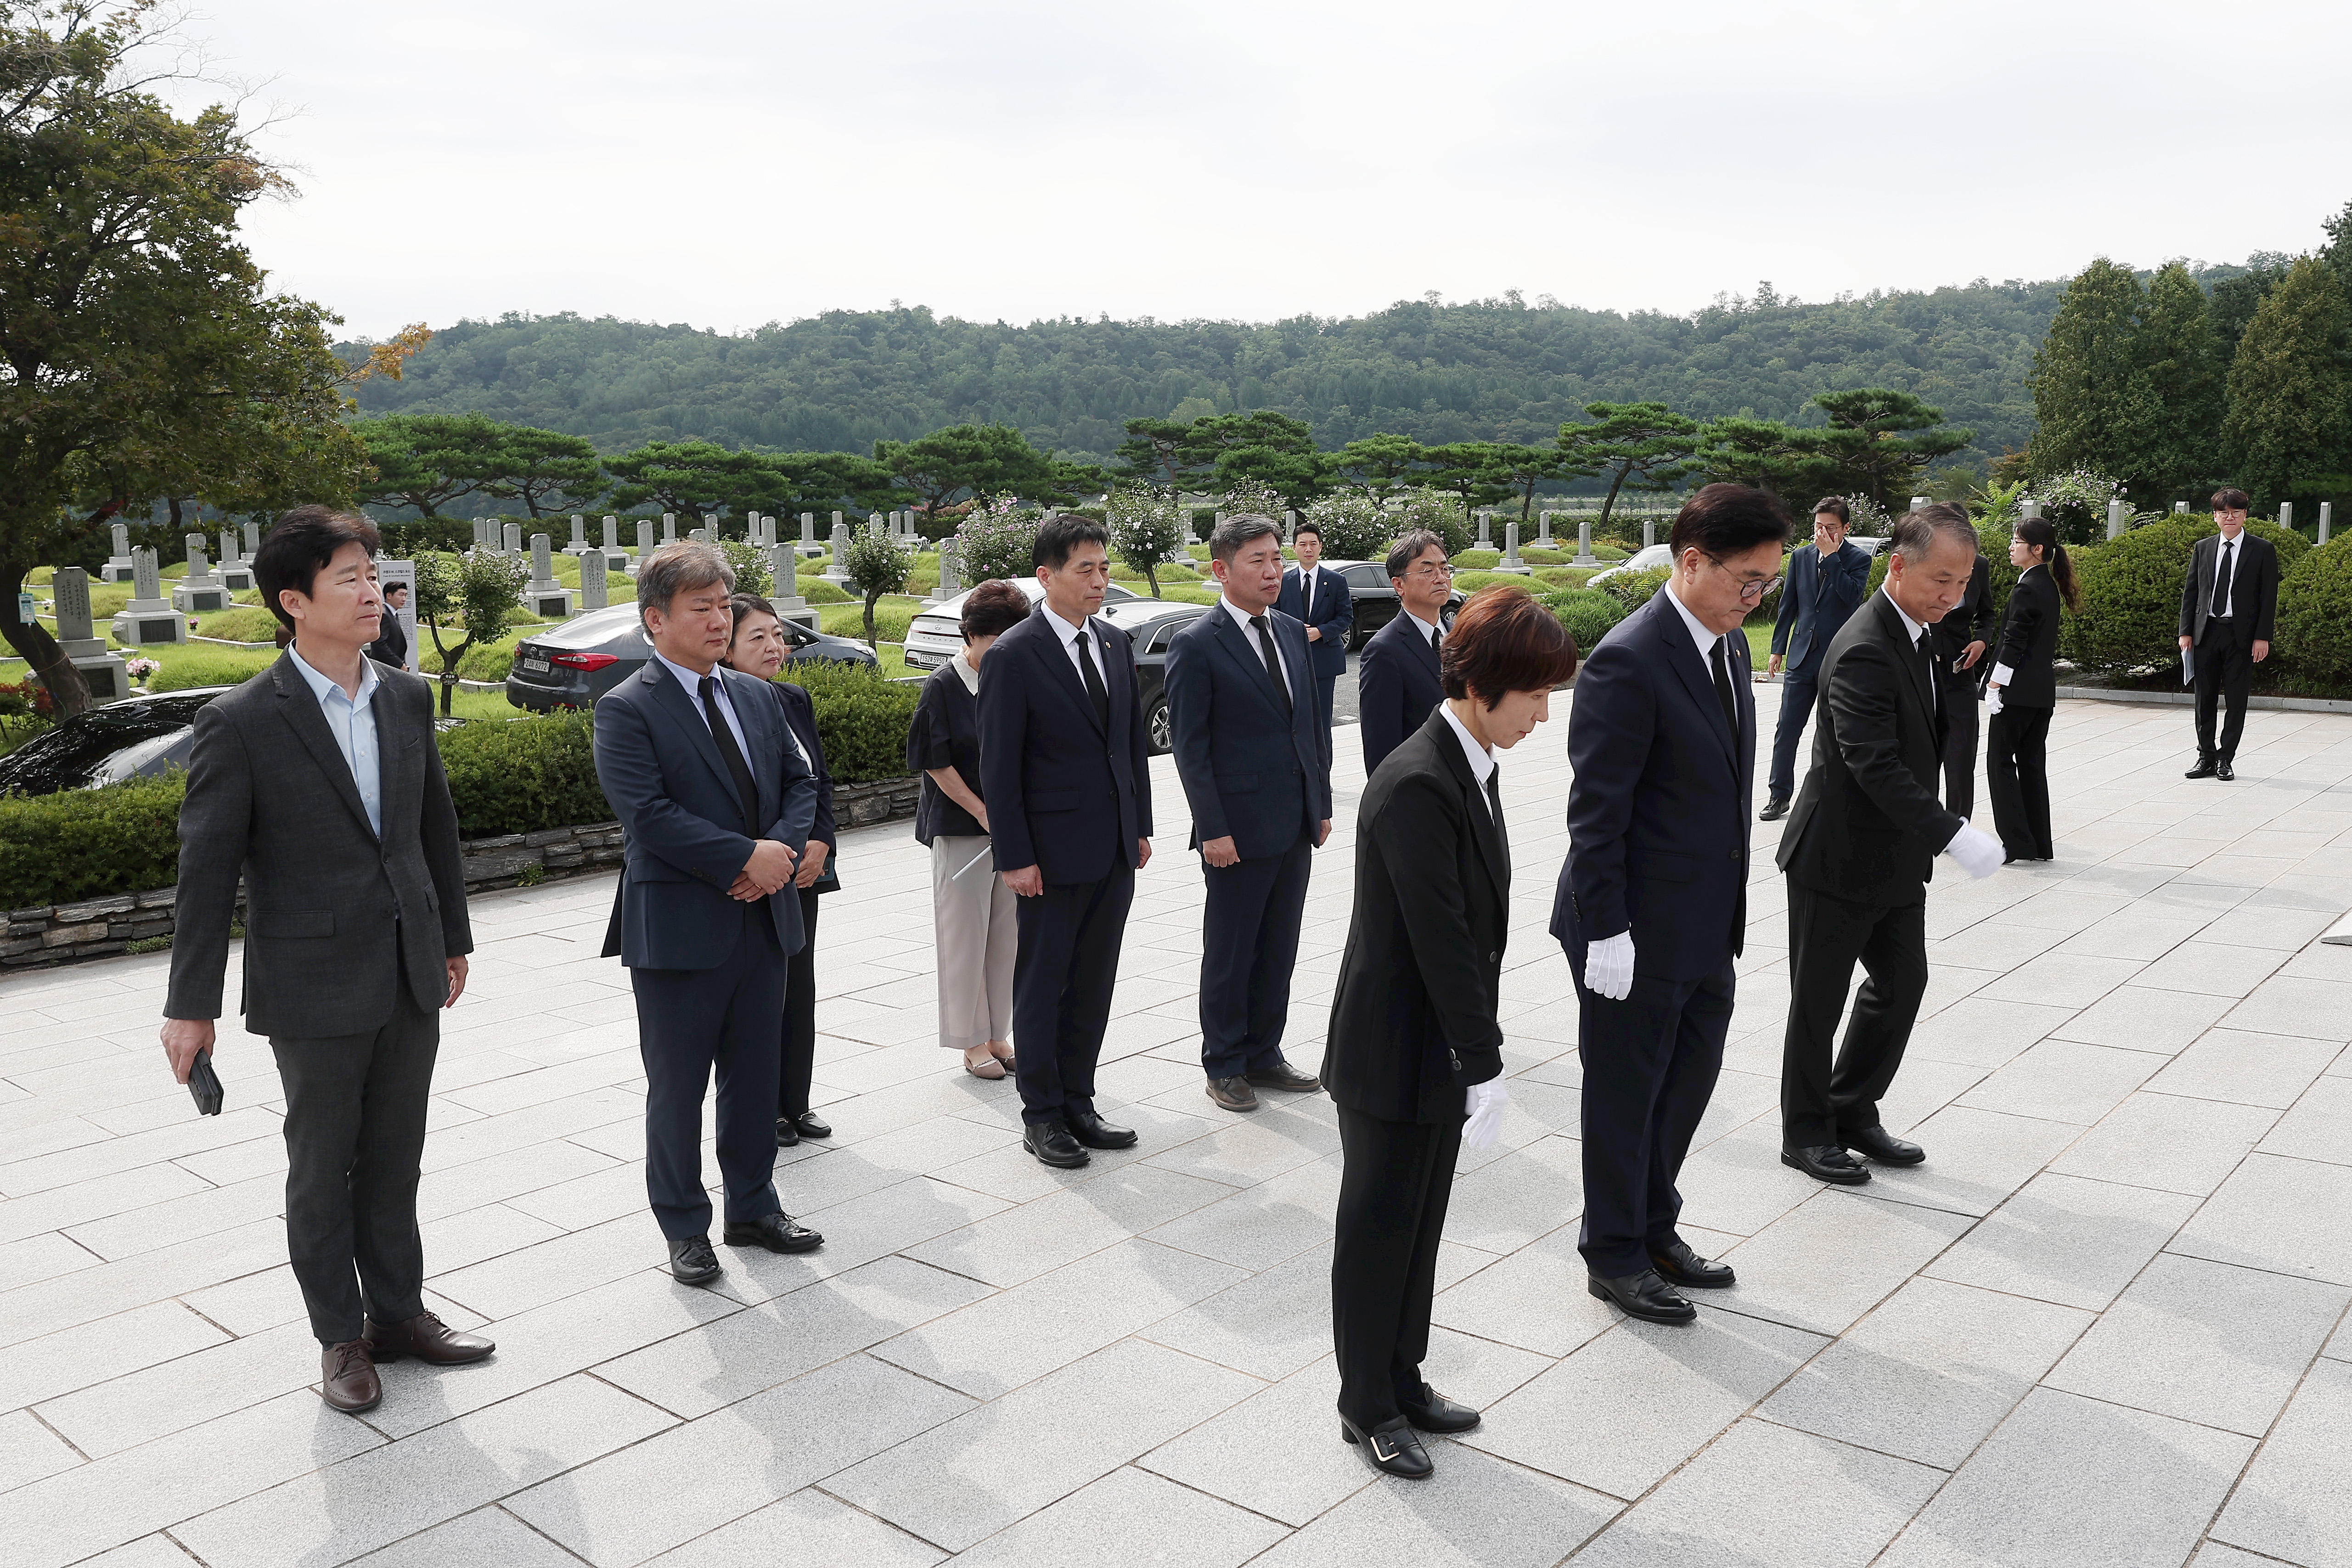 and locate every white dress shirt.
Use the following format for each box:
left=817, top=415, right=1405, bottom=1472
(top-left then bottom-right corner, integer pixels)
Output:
left=1439, top=703, right=1497, bottom=819
left=1402, top=606, right=1443, bottom=651
left=1221, top=594, right=1292, bottom=696
left=2213, top=534, right=2238, bottom=618
left=1043, top=604, right=1108, bottom=692
left=1293, top=565, right=1317, bottom=621
left=653, top=649, right=752, bottom=763
left=1660, top=577, right=1725, bottom=665
left=287, top=641, right=383, bottom=838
